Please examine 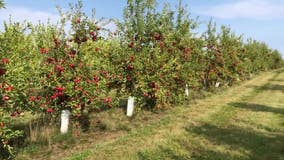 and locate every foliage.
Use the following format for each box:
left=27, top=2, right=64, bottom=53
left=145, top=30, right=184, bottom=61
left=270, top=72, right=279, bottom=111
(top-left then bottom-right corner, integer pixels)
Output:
left=0, top=110, right=23, bottom=159
left=115, top=0, right=201, bottom=108
left=0, top=0, right=283, bottom=158
left=0, top=0, right=5, bottom=9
